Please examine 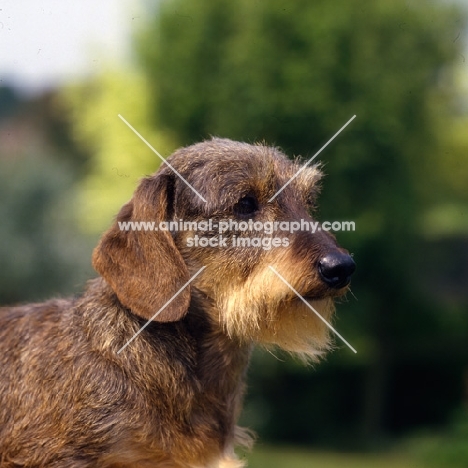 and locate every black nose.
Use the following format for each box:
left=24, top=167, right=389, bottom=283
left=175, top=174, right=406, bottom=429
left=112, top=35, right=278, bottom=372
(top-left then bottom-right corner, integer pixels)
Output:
left=318, top=252, right=355, bottom=289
